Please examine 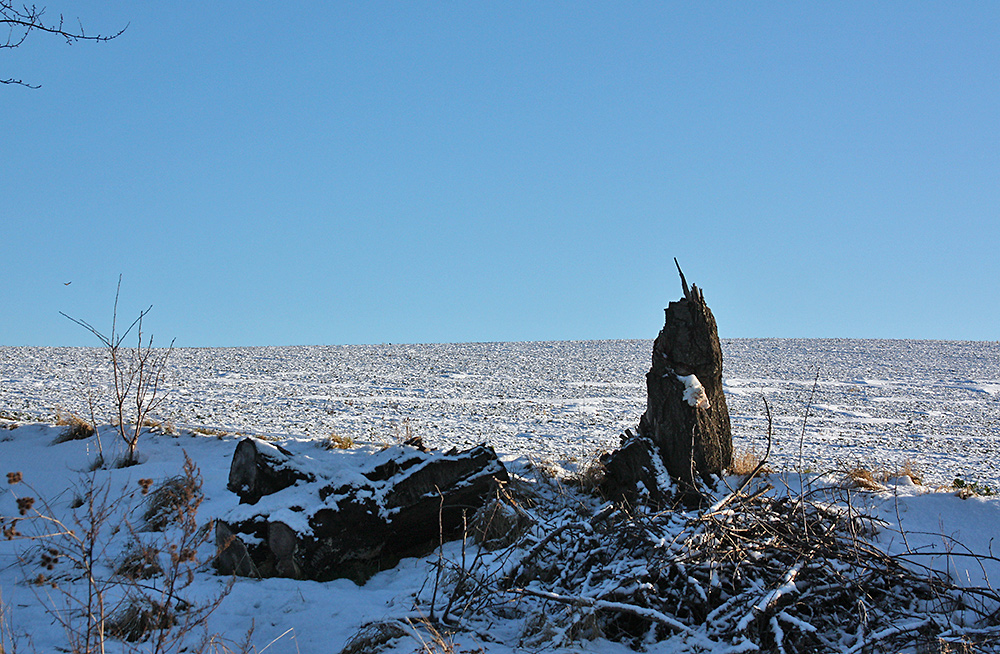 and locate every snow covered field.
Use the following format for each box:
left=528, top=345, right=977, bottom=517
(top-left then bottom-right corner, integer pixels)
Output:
left=3, top=338, right=999, bottom=489
left=2, top=338, right=1000, bottom=653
